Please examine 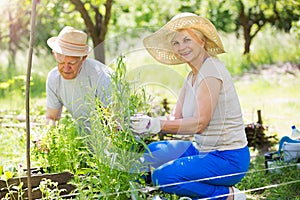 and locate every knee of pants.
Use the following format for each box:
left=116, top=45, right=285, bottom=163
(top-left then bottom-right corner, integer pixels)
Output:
left=152, top=164, right=177, bottom=187
left=152, top=167, right=183, bottom=195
